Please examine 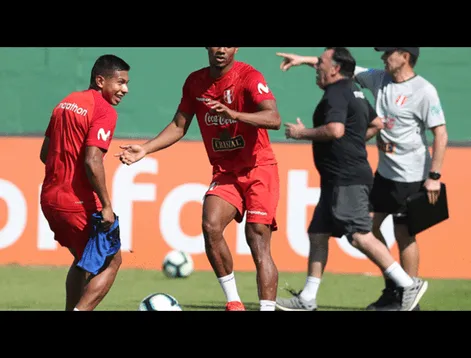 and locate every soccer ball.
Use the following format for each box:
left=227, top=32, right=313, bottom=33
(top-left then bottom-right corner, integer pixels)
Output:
left=138, top=293, right=183, bottom=311
left=162, top=250, right=194, bottom=278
